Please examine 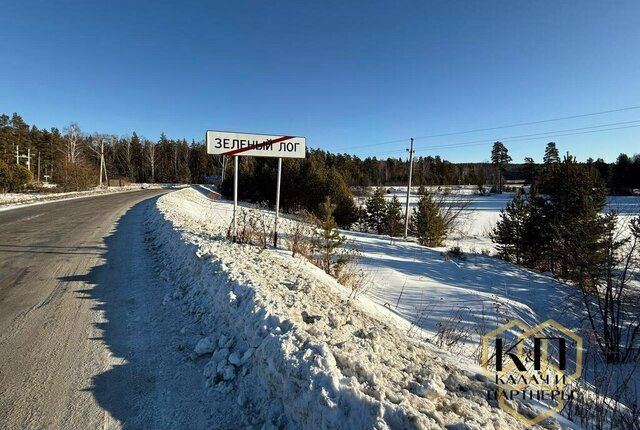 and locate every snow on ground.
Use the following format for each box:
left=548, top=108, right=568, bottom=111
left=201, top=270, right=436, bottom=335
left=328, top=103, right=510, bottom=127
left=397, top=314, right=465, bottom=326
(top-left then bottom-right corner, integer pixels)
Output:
left=348, top=230, right=576, bottom=352
left=0, top=184, right=184, bottom=211
left=147, top=187, right=578, bottom=429
left=354, top=190, right=639, bottom=373
left=351, top=188, right=639, bottom=428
